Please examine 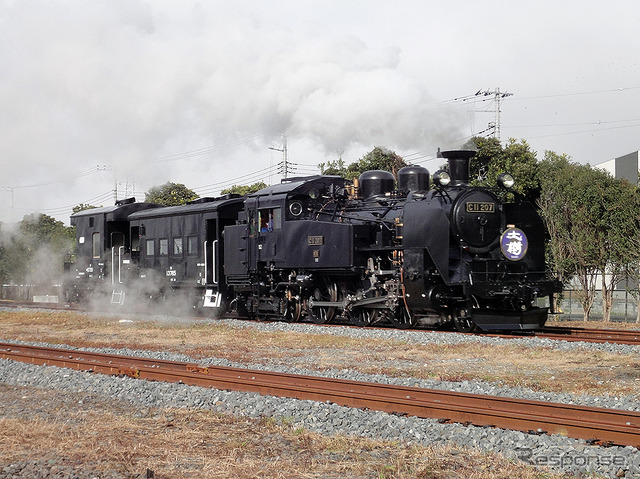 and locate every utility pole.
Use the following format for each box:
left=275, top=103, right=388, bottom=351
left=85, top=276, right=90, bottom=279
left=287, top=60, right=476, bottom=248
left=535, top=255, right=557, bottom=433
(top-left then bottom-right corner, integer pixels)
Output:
left=116, top=178, right=135, bottom=200
left=475, top=88, right=513, bottom=140
left=269, top=135, right=288, bottom=178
